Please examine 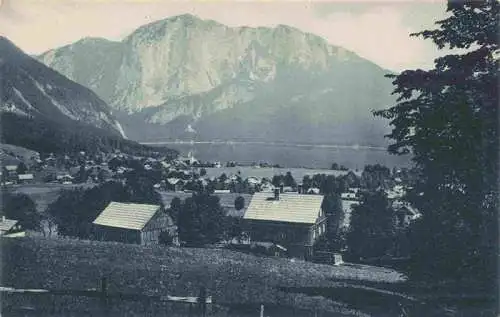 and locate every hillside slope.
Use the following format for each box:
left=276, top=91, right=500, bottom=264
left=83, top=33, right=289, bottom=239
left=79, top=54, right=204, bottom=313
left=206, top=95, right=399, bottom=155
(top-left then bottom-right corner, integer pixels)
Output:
left=0, top=37, right=179, bottom=157
left=2, top=237, right=406, bottom=316
left=0, top=36, right=126, bottom=137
